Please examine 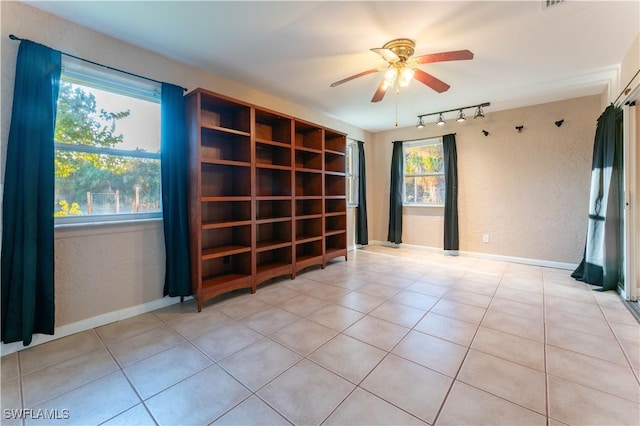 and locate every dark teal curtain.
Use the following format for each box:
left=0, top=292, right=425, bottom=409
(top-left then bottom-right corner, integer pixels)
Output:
left=356, top=141, right=368, bottom=245
left=160, top=83, right=192, bottom=297
left=443, top=134, right=459, bottom=251
left=1, top=41, right=61, bottom=345
left=572, top=104, right=623, bottom=291
left=387, top=141, right=403, bottom=244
